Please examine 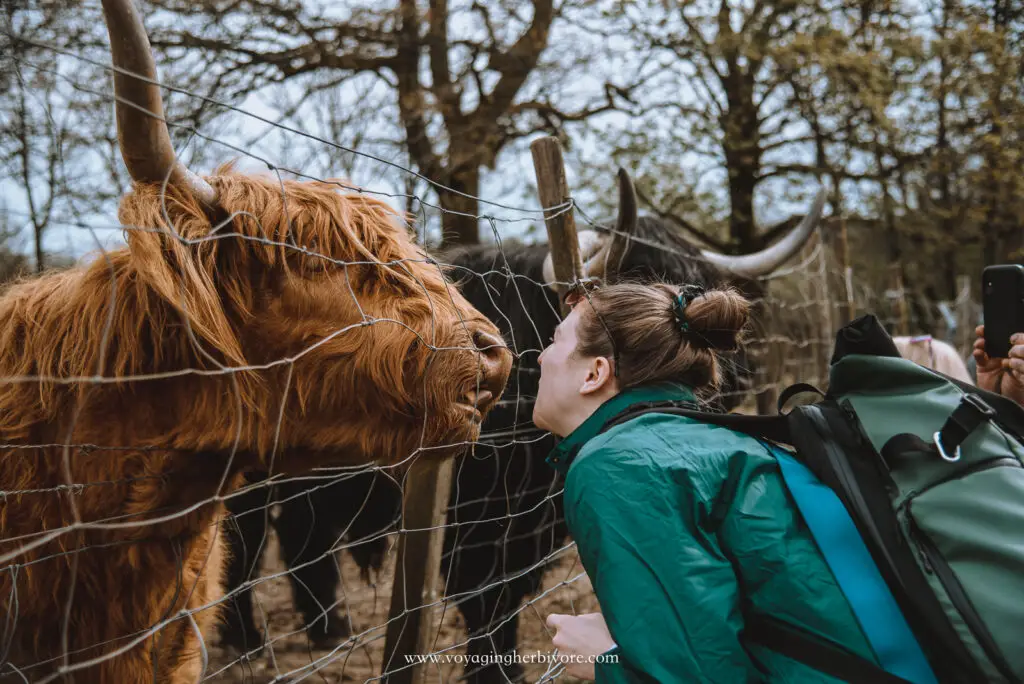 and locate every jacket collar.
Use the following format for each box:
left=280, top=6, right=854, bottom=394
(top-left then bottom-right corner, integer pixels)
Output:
left=545, top=382, right=697, bottom=474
